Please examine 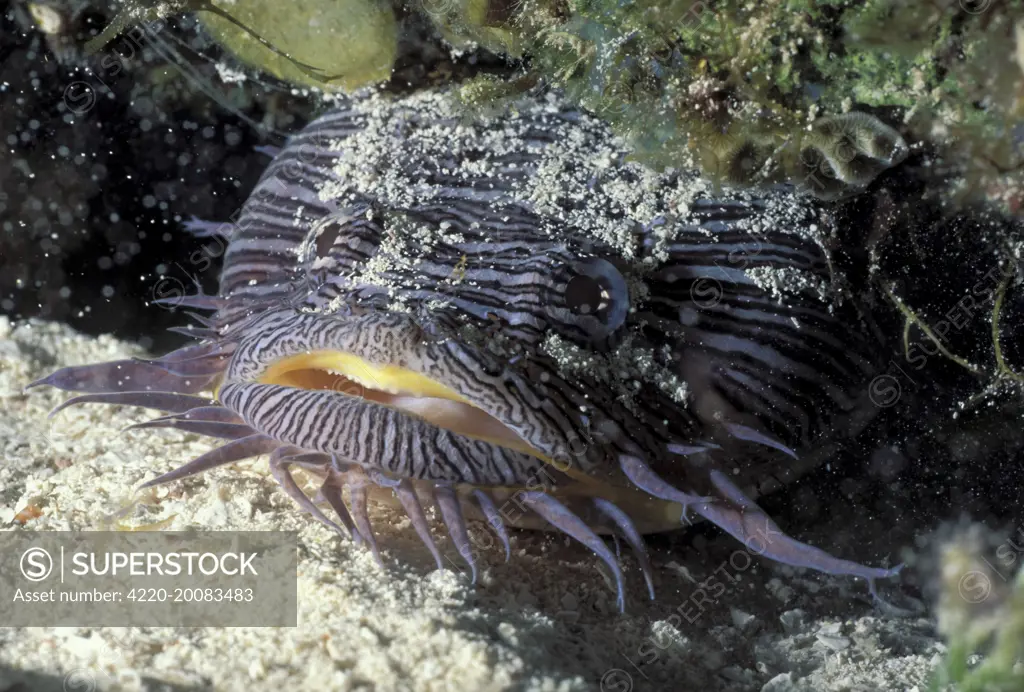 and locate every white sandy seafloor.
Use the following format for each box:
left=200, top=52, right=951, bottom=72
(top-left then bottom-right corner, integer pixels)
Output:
left=0, top=316, right=948, bottom=692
